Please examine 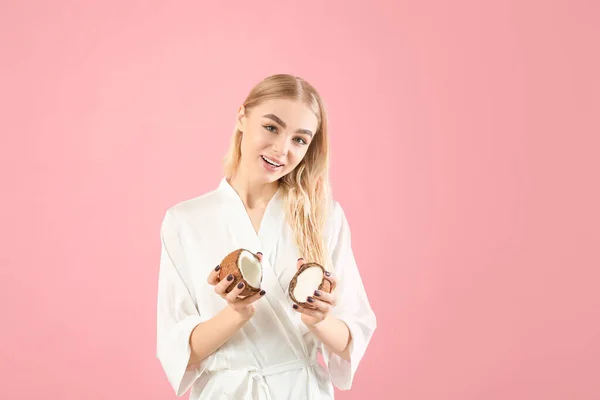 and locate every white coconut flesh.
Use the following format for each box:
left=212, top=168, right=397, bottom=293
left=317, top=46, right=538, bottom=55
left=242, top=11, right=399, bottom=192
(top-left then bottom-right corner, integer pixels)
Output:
left=292, top=266, right=323, bottom=301
left=238, top=251, right=262, bottom=287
